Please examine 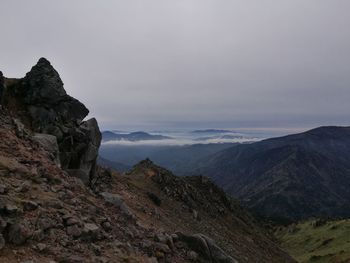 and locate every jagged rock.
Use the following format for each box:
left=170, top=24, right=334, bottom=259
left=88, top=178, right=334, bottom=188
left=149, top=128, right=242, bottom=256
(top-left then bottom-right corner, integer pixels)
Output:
left=0, top=58, right=101, bottom=185
left=177, top=232, right=238, bottom=263
left=33, top=133, right=60, bottom=166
